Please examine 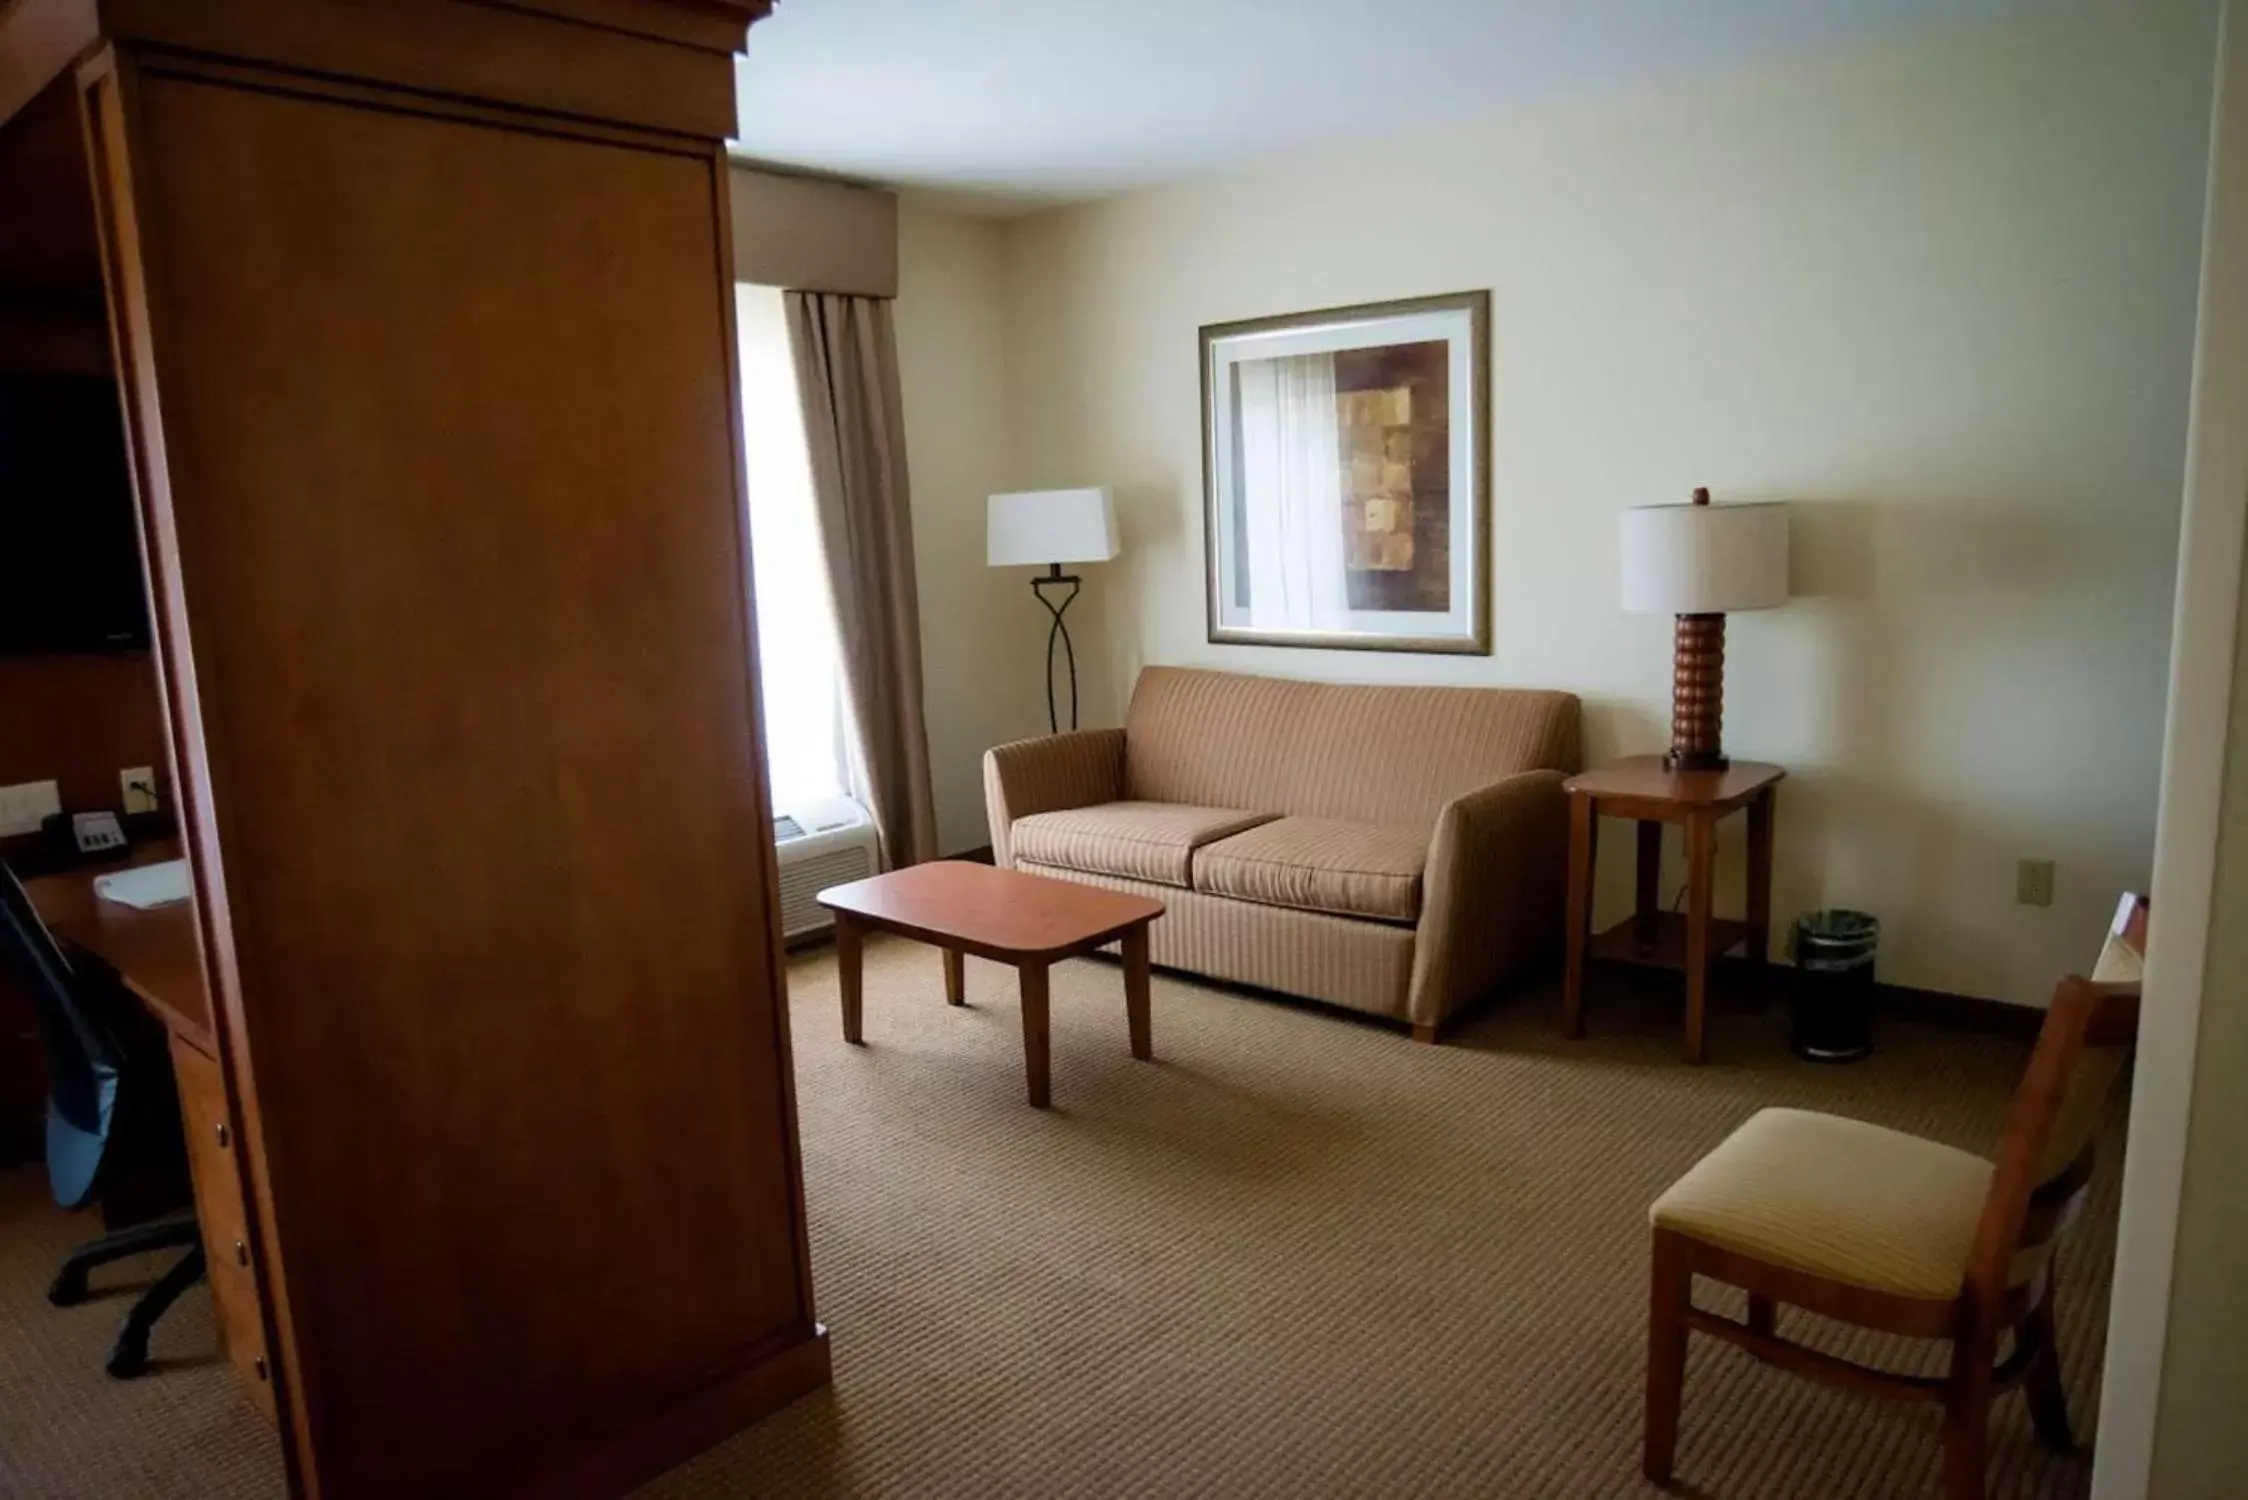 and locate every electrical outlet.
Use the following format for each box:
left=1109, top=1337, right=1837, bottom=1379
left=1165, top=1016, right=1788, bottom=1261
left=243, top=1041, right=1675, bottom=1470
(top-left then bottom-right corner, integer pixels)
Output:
left=2017, top=858, right=2056, bottom=908
left=120, top=766, right=160, bottom=815
left=0, top=779, right=62, bottom=837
